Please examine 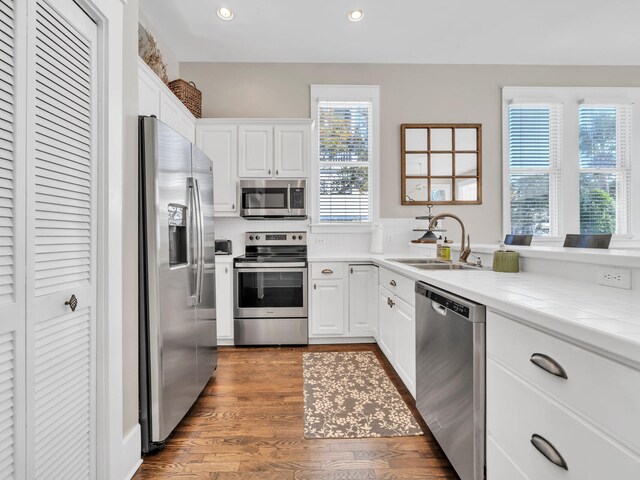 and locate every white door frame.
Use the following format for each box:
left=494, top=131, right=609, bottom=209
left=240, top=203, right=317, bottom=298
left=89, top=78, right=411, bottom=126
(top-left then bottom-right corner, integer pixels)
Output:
left=71, top=0, right=125, bottom=478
